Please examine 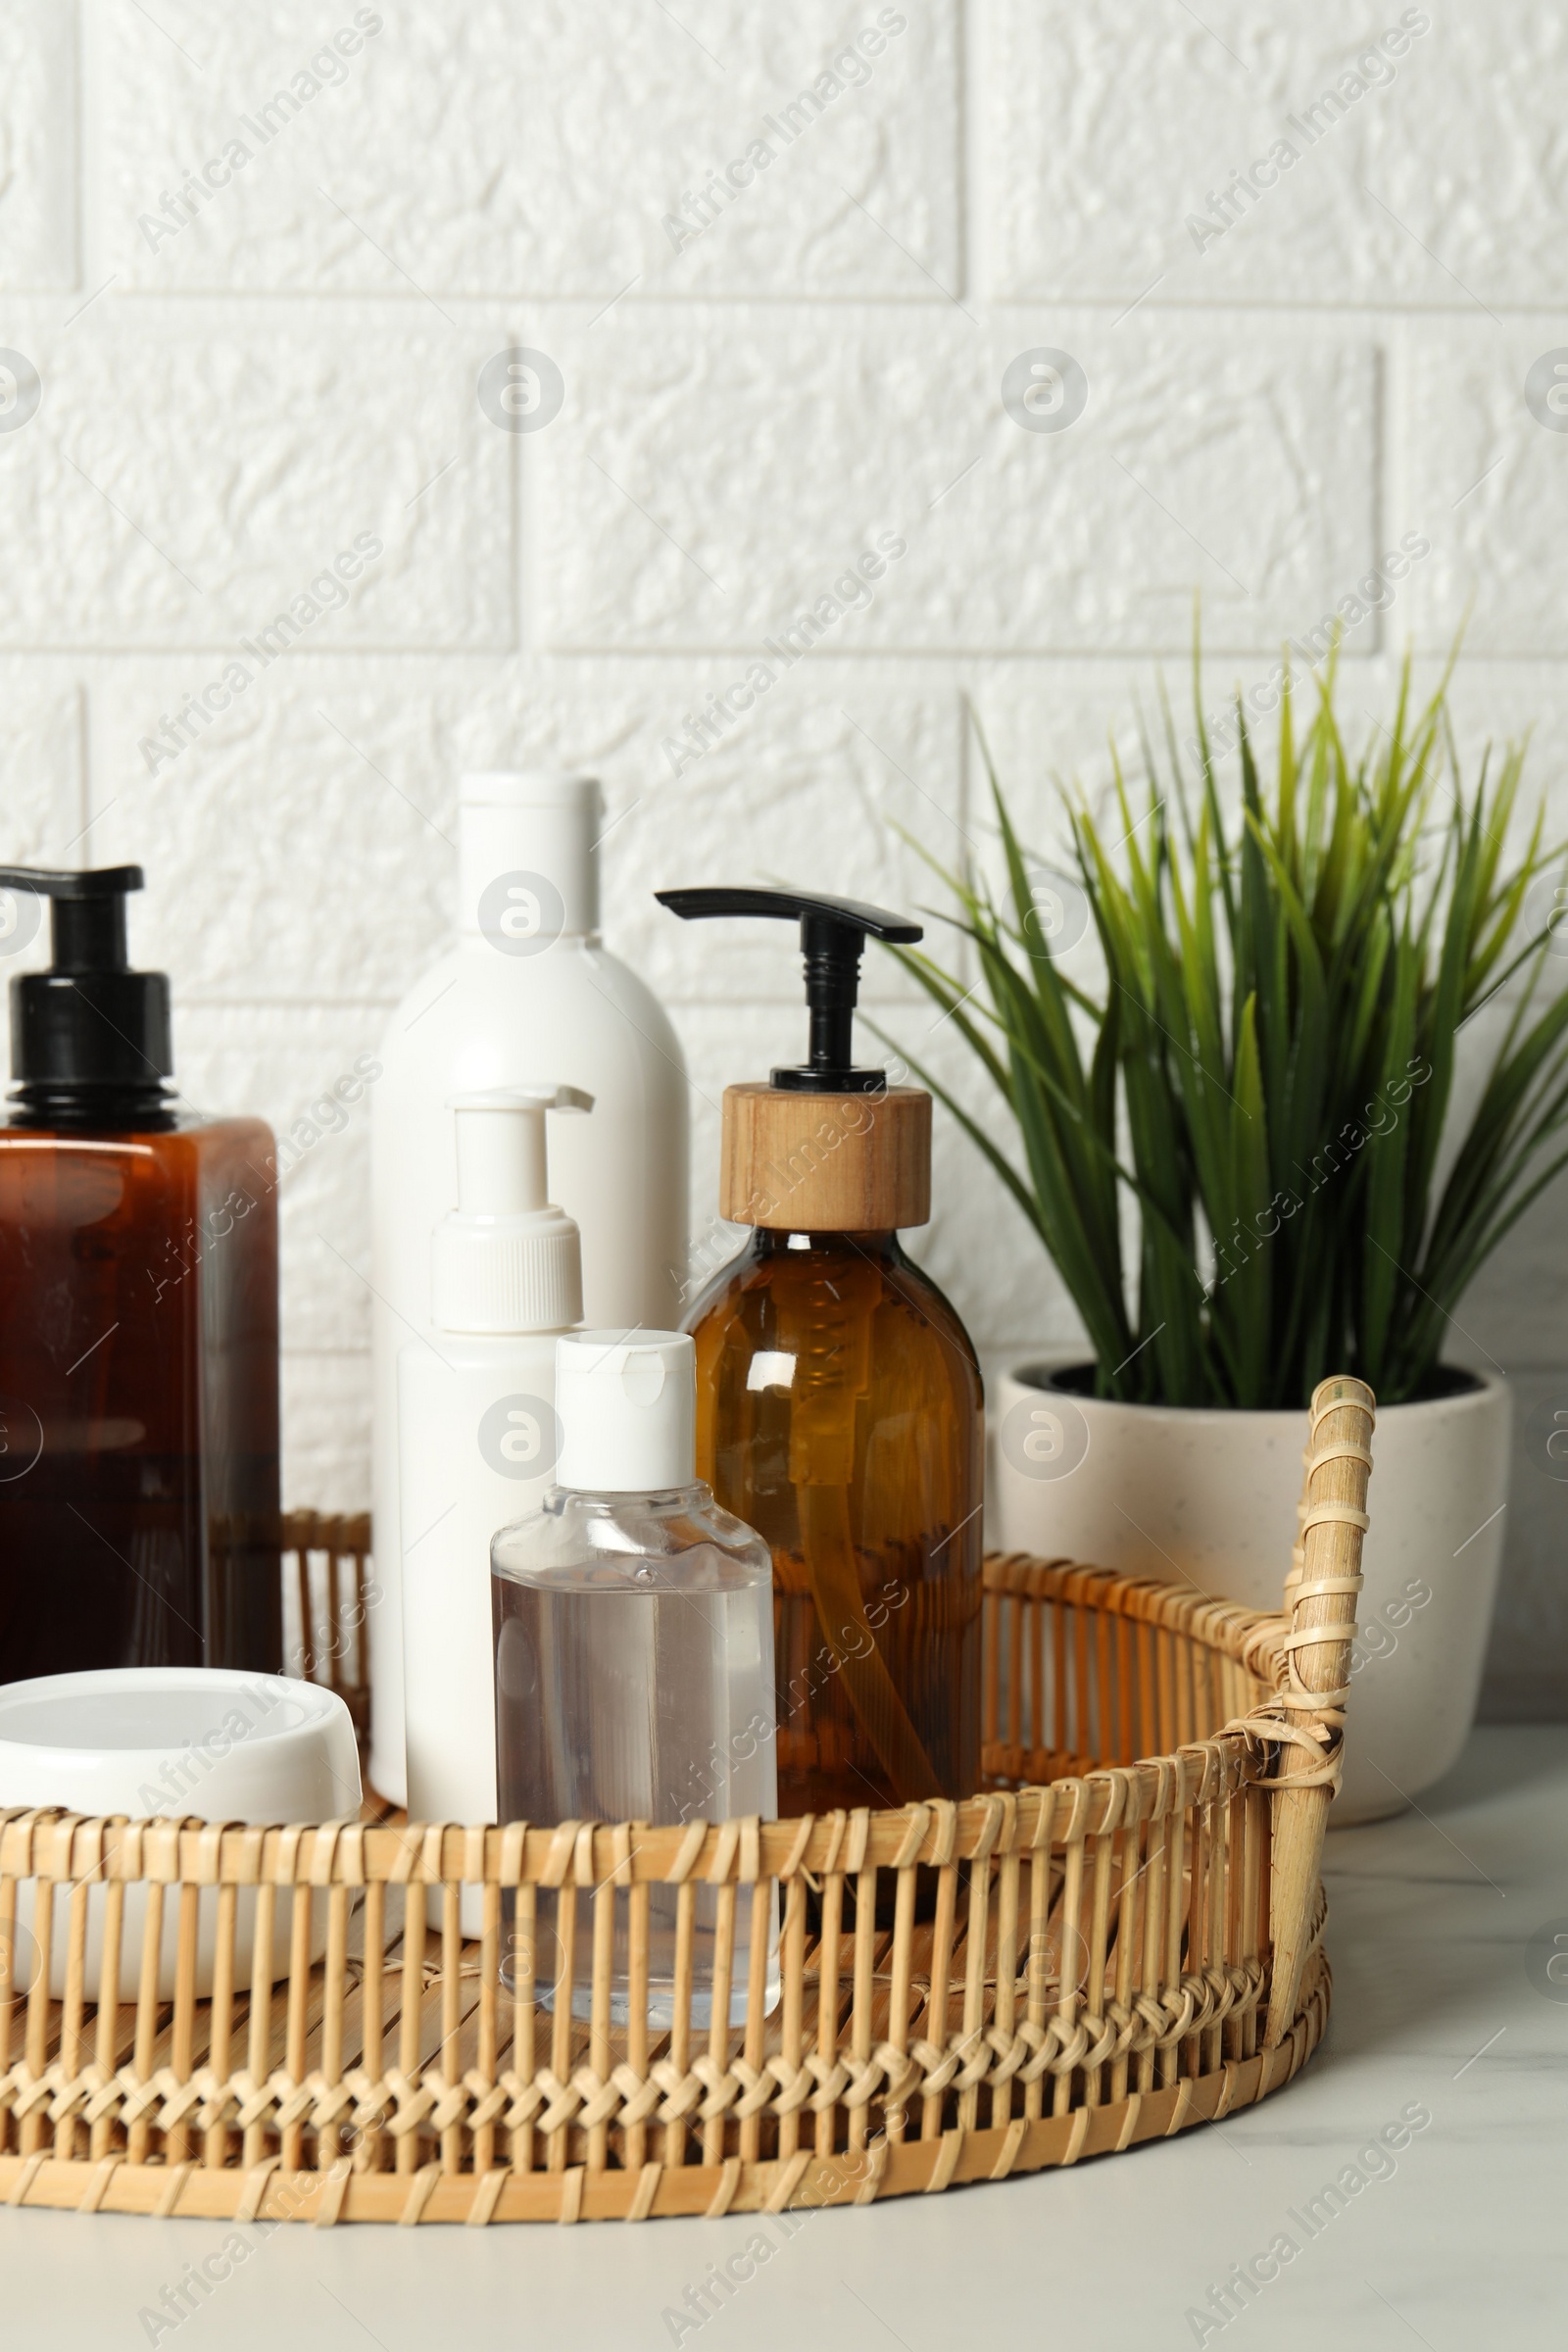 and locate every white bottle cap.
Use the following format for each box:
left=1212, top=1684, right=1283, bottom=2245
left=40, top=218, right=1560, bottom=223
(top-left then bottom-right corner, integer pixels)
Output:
left=555, top=1331, right=696, bottom=1493
left=459, top=770, right=603, bottom=944
left=431, top=1087, right=592, bottom=1333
